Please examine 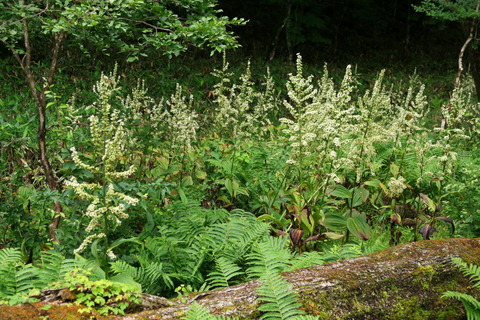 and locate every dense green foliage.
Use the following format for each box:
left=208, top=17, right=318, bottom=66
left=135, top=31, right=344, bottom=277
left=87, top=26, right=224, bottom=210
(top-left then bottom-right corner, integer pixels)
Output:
left=0, top=0, right=479, bottom=317
left=0, top=0, right=244, bottom=58
left=1, top=53, right=479, bottom=313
